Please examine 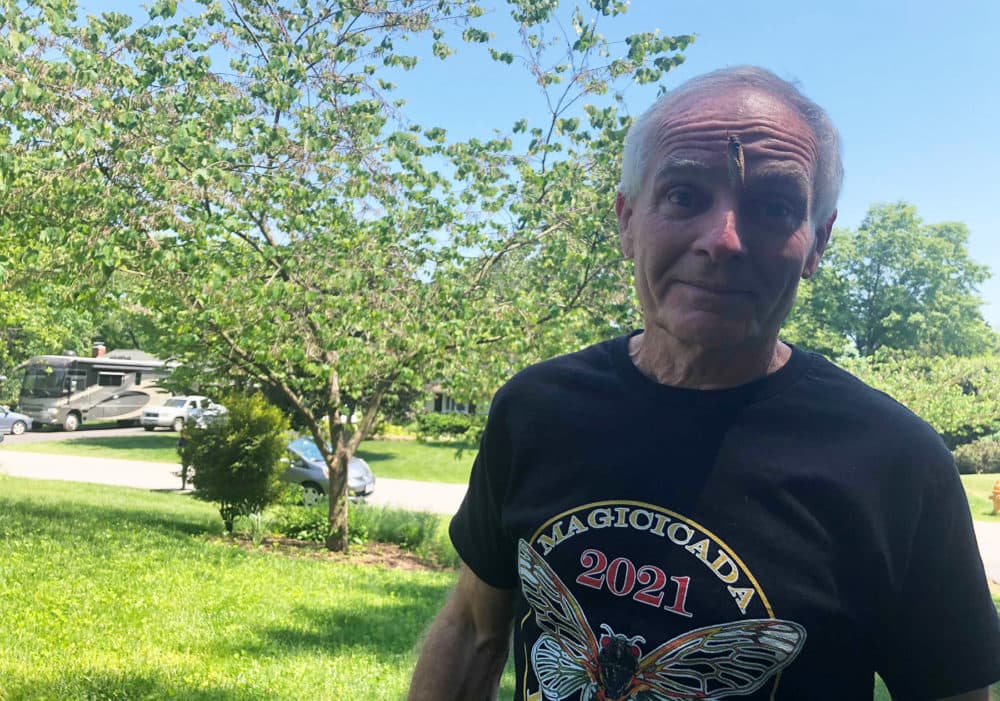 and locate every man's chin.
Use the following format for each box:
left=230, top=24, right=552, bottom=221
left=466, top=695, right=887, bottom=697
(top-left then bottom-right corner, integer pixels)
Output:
left=657, top=314, right=759, bottom=350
